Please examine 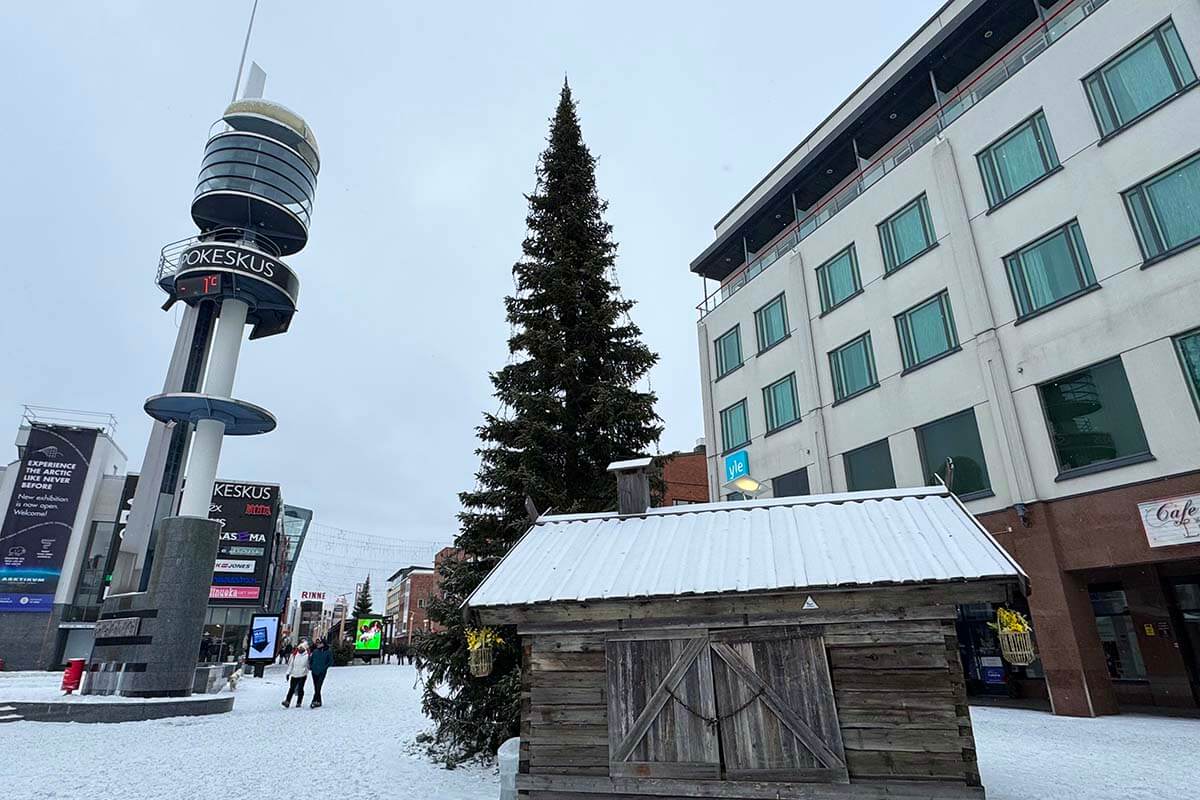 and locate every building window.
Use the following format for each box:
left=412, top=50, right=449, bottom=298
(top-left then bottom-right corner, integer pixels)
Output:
left=714, top=325, right=743, bottom=378
left=895, top=290, right=959, bottom=371
left=1005, top=220, right=1097, bottom=318
left=878, top=194, right=936, bottom=273
left=720, top=399, right=750, bottom=452
left=754, top=294, right=789, bottom=352
left=829, top=333, right=878, bottom=403
left=672, top=499, right=699, bottom=506
left=1175, top=328, right=1200, bottom=415
left=816, top=245, right=861, bottom=313
left=762, top=373, right=800, bottom=432
left=1089, top=587, right=1148, bottom=681
left=725, top=491, right=749, bottom=502
left=418, top=598, right=428, bottom=609
left=917, top=408, right=991, bottom=499
left=843, top=439, right=896, bottom=491
left=773, top=467, right=809, bottom=497
left=977, top=111, right=1060, bottom=207
left=1038, top=357, right=1151, bottom=478
left=1085, top=20, right=1197, bottom=138
left=1123, top=151, right=1200, bottom=262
